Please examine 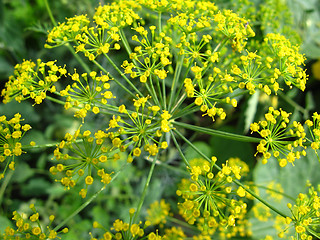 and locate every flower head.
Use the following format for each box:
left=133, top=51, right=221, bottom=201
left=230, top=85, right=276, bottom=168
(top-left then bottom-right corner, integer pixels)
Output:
left=2, top=59, right=66, bottom=104
left=0, top=114, right=31, bottom=179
